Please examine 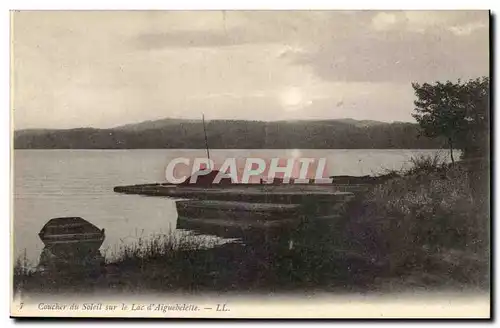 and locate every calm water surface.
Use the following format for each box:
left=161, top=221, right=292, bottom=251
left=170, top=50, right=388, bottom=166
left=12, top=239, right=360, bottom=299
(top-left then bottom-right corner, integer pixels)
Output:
left=14, top=149, right=454, bottom=264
